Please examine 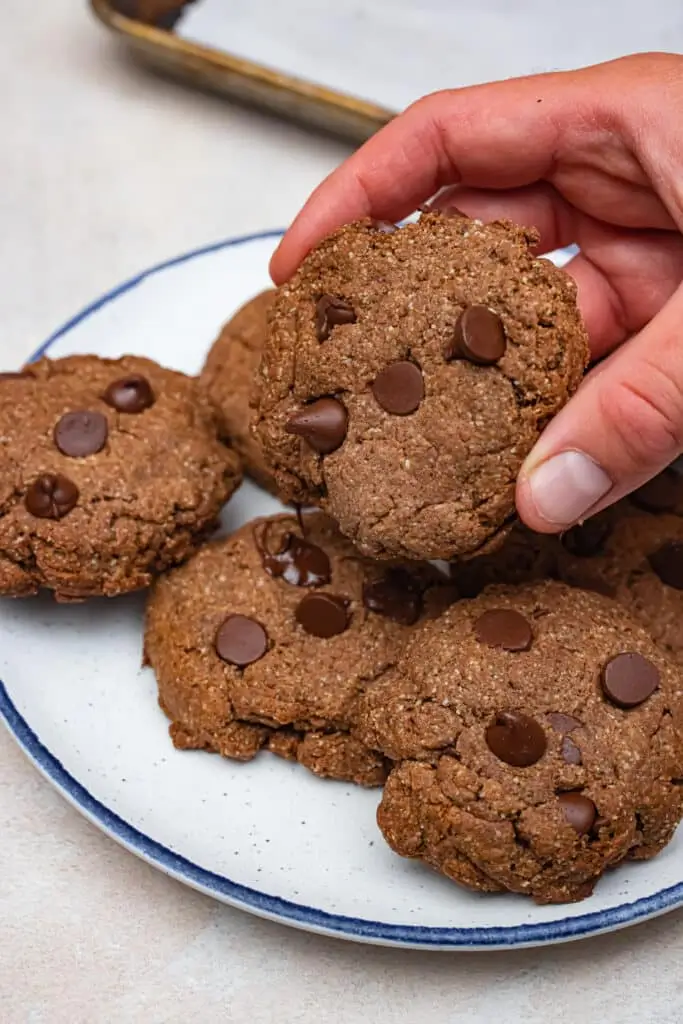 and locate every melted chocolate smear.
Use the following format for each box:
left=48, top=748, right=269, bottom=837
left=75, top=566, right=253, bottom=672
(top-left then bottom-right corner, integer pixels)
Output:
left=255, top=521, right=331, bottom=588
